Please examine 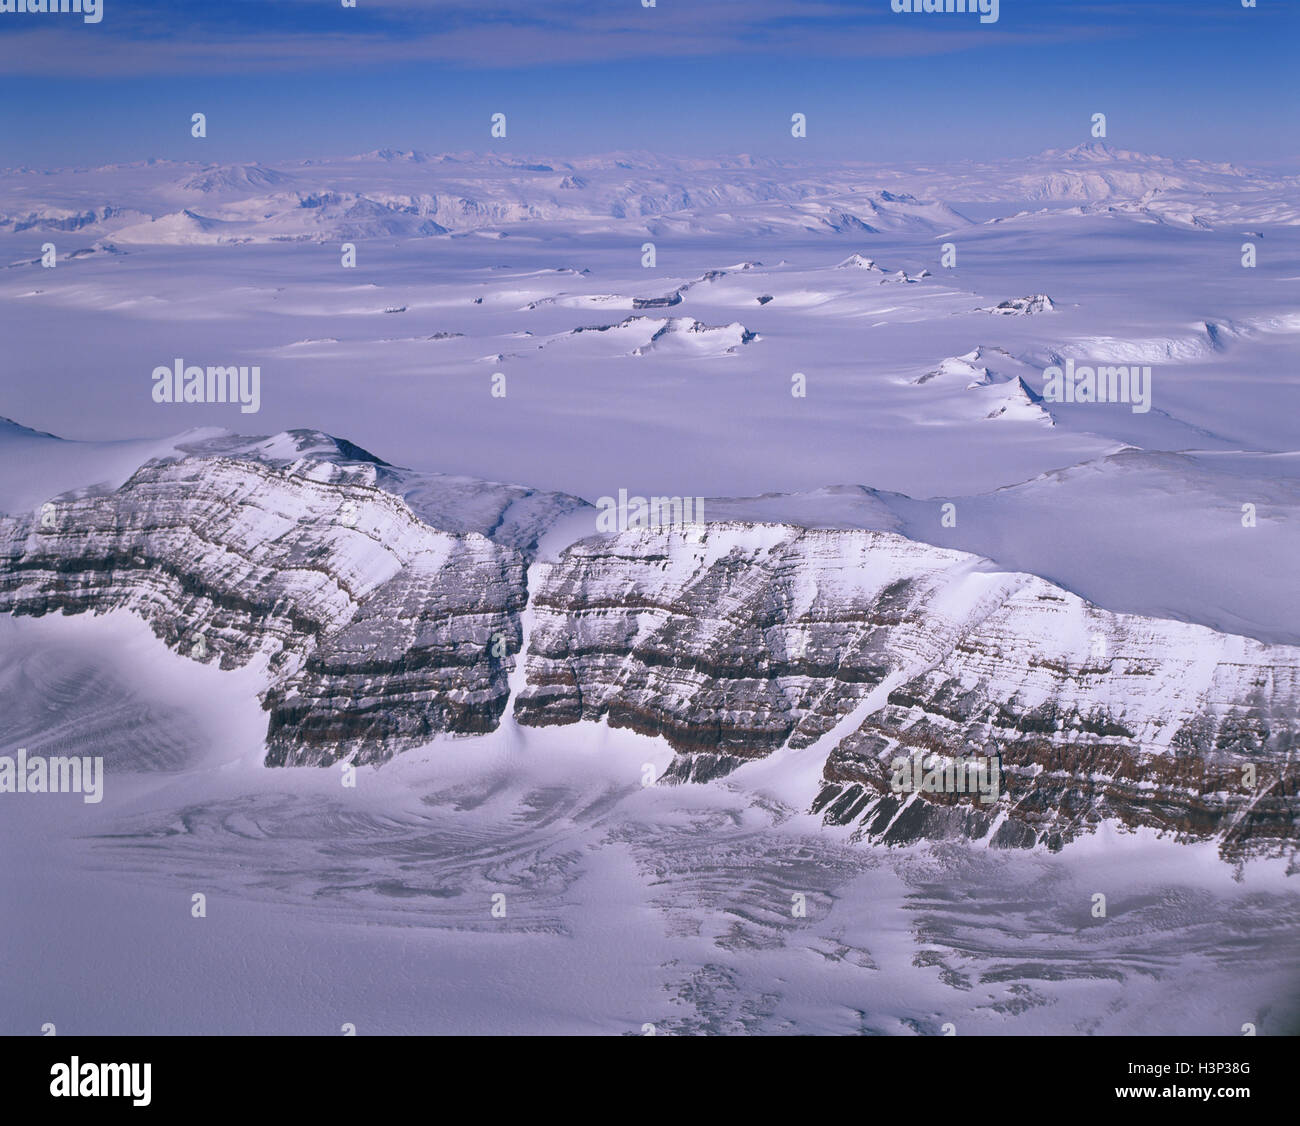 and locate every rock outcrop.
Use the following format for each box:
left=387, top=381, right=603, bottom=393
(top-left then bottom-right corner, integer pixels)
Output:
left=0, top=436, right=541, bottom=765
left=517, top=524, right=1300, bottom=858
left=2, top=436, right=1296, bottom=858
